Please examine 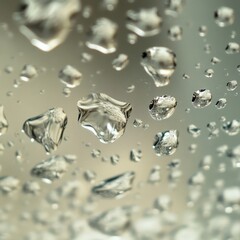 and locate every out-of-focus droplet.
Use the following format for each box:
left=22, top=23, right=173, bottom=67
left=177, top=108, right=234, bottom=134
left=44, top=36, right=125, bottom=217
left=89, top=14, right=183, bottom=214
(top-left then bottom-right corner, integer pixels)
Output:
left=165, top=0, right=184, bottom=17
left=211, top=57, right=221, bottom=65
left=192, top=89, right=212, bottom=108
left=81, top=52, right=92, bottom=63
left=0, top=105, right=8, bottom=136
left=217, top=145, right=228, bottom=157
left=14, top=0, right=81, bottom=51
left=215, top=98, right=227, bottom=109
left=77, top=93, right=132, bottom=143
left=153, top=130, right=179, bottom=156
left=62, top=87, right=71, bottom=97
left=154, top=195, right=172, bottom=211
left=101, top=0, right=119, bottom=11
left=226, top=80, right=237, bottom=91
left=31, top=155, right=75, bottom=183
left=59, top=65, right=82, bottom=88
left=86, top=18, right=118, bottom=54
left=0, top=176, right=20, bottom=194
left=149, top=95, right=177, bottom=120
left=20, top=64, right=37, bottom=81
left=126, top=8, right=162, bottom=37
left=92, top=171, right=135, bottom=198
left=82, top=5, right=92, bottom=18
left=127, top=84, right=135, bottom=93
left=91, top=149, right=101, bottom=158
left=23, top=108, right=67, bottom=153
left=222, top=119, right=240, bottom=136
left=110, top=154, right=120, bottom=165
left=207, top=121, right=219, bottom=139
left=187, top=124, right=201, bottom=138
left=141, top=47, right=177, bottom=87
left=204, top=43, right=211, bottom=54
left=127, top=33, right=138, bottom=45
left=237, top=65, right=240, bottom=72
left=84, top=170, right=96, bottom=183
left=188, top=171, right=205, bottom=186
left=189, top=143, right=197, bottom=153
left=214, top=6, right=234, bottom=27
left=204, top=68, right=214, bottom=78
left=168, top=25, right=183, bottom=41
left=4, top=66, right=13, bottom=74
left=133, top=118, right=143, bottom=128
left=198, top=25, right=207, bottom=37
left=130, top=149, right=142, bottom=162
left=148, top=165, right=161, bottom=184
left=112, top=54, right=129, bottom=71
left=22, top=181, right=41, bottom=195
left=199, top=155, right=212, bottom=170
left=225, top=42, right=239, bottom=54
left=0, top=143, right=5, bottom=155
